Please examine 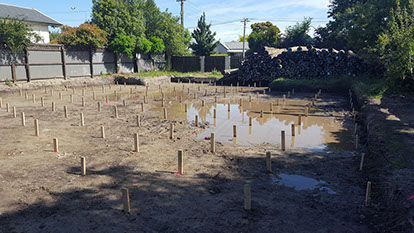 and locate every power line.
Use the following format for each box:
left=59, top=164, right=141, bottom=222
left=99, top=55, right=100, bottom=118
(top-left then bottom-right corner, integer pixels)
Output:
left=176, top=0, right=186, bottom=27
